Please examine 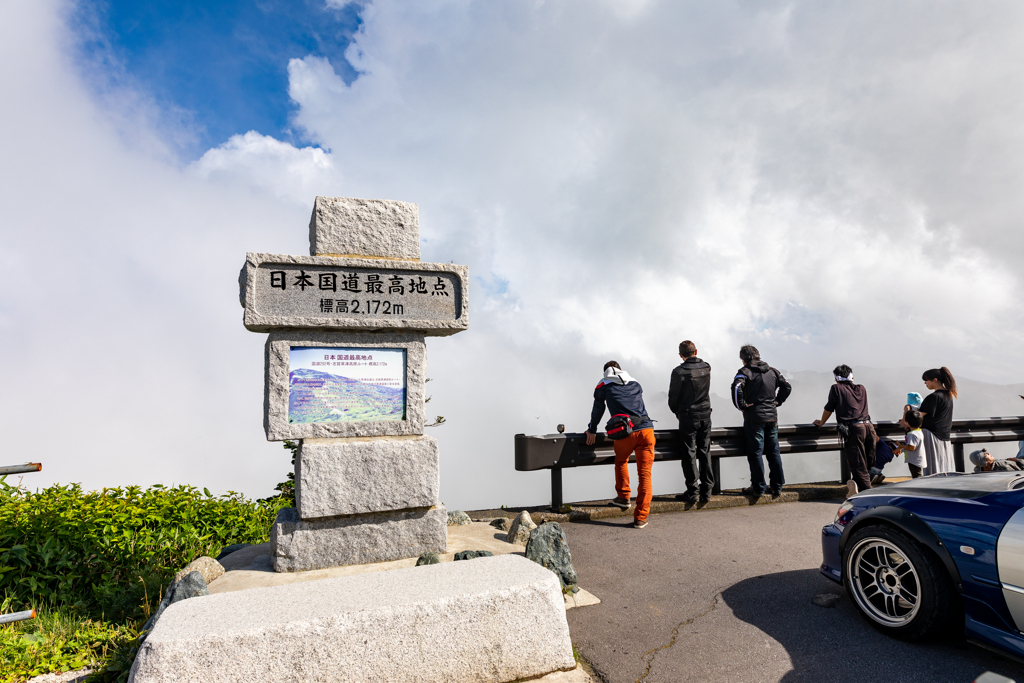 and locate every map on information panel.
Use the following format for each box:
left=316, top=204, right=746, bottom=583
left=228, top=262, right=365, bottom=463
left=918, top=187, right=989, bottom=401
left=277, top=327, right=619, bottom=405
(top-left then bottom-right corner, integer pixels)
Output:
left=288, top=347, right=406, bottom=423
